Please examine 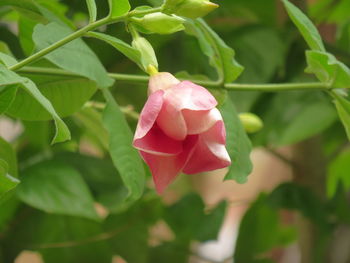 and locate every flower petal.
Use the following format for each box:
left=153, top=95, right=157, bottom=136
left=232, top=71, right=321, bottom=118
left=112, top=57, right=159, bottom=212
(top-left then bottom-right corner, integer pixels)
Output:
left=134, top=90, right=164, bottom=141
left=148, top=72, right=180, bottom=94
left=183, top=121, right=231, bottom=174
left=182, top=108, right=222, bottom=134
left=133, top=124, right=183, bottom=155
left=156, top=81, right=217, bottom=140
left=141, top=135, right=198, bottom=193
